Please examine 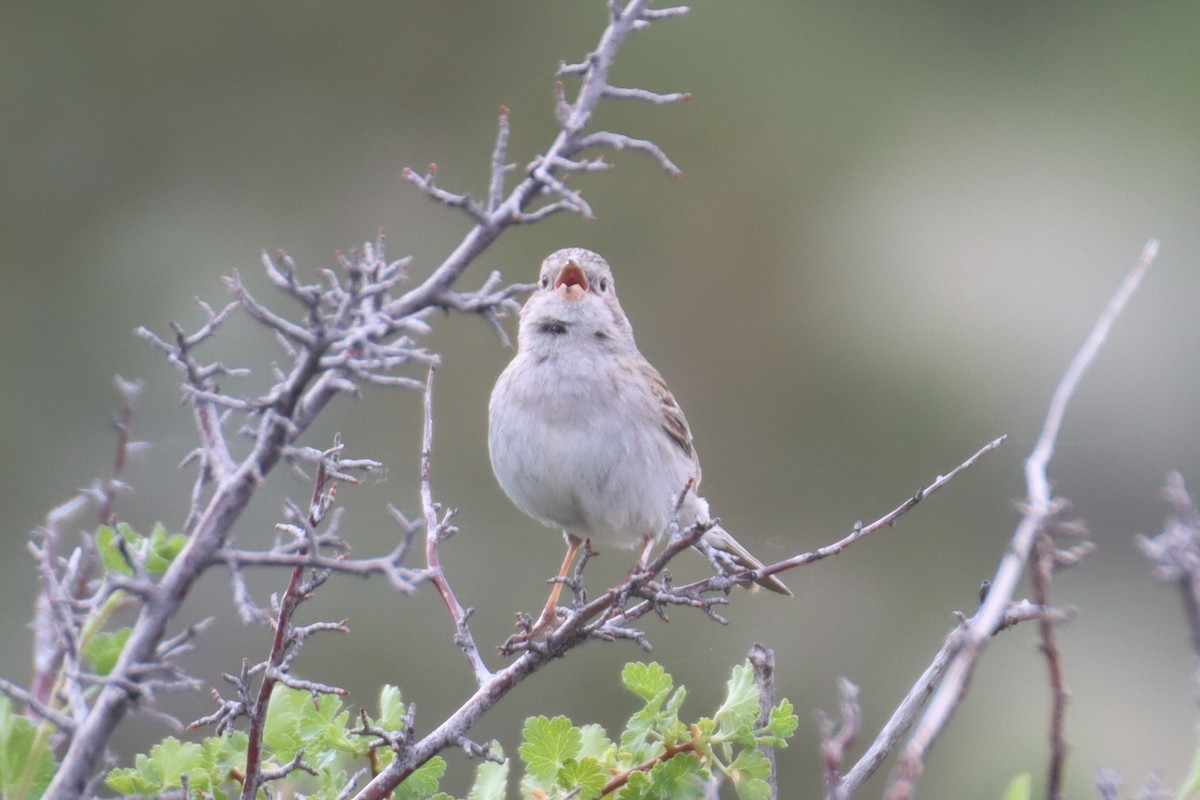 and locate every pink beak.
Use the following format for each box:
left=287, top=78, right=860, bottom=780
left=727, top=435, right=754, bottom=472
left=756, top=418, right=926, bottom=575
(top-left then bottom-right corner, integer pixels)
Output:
left=554, top=262, right=589, bottom=301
